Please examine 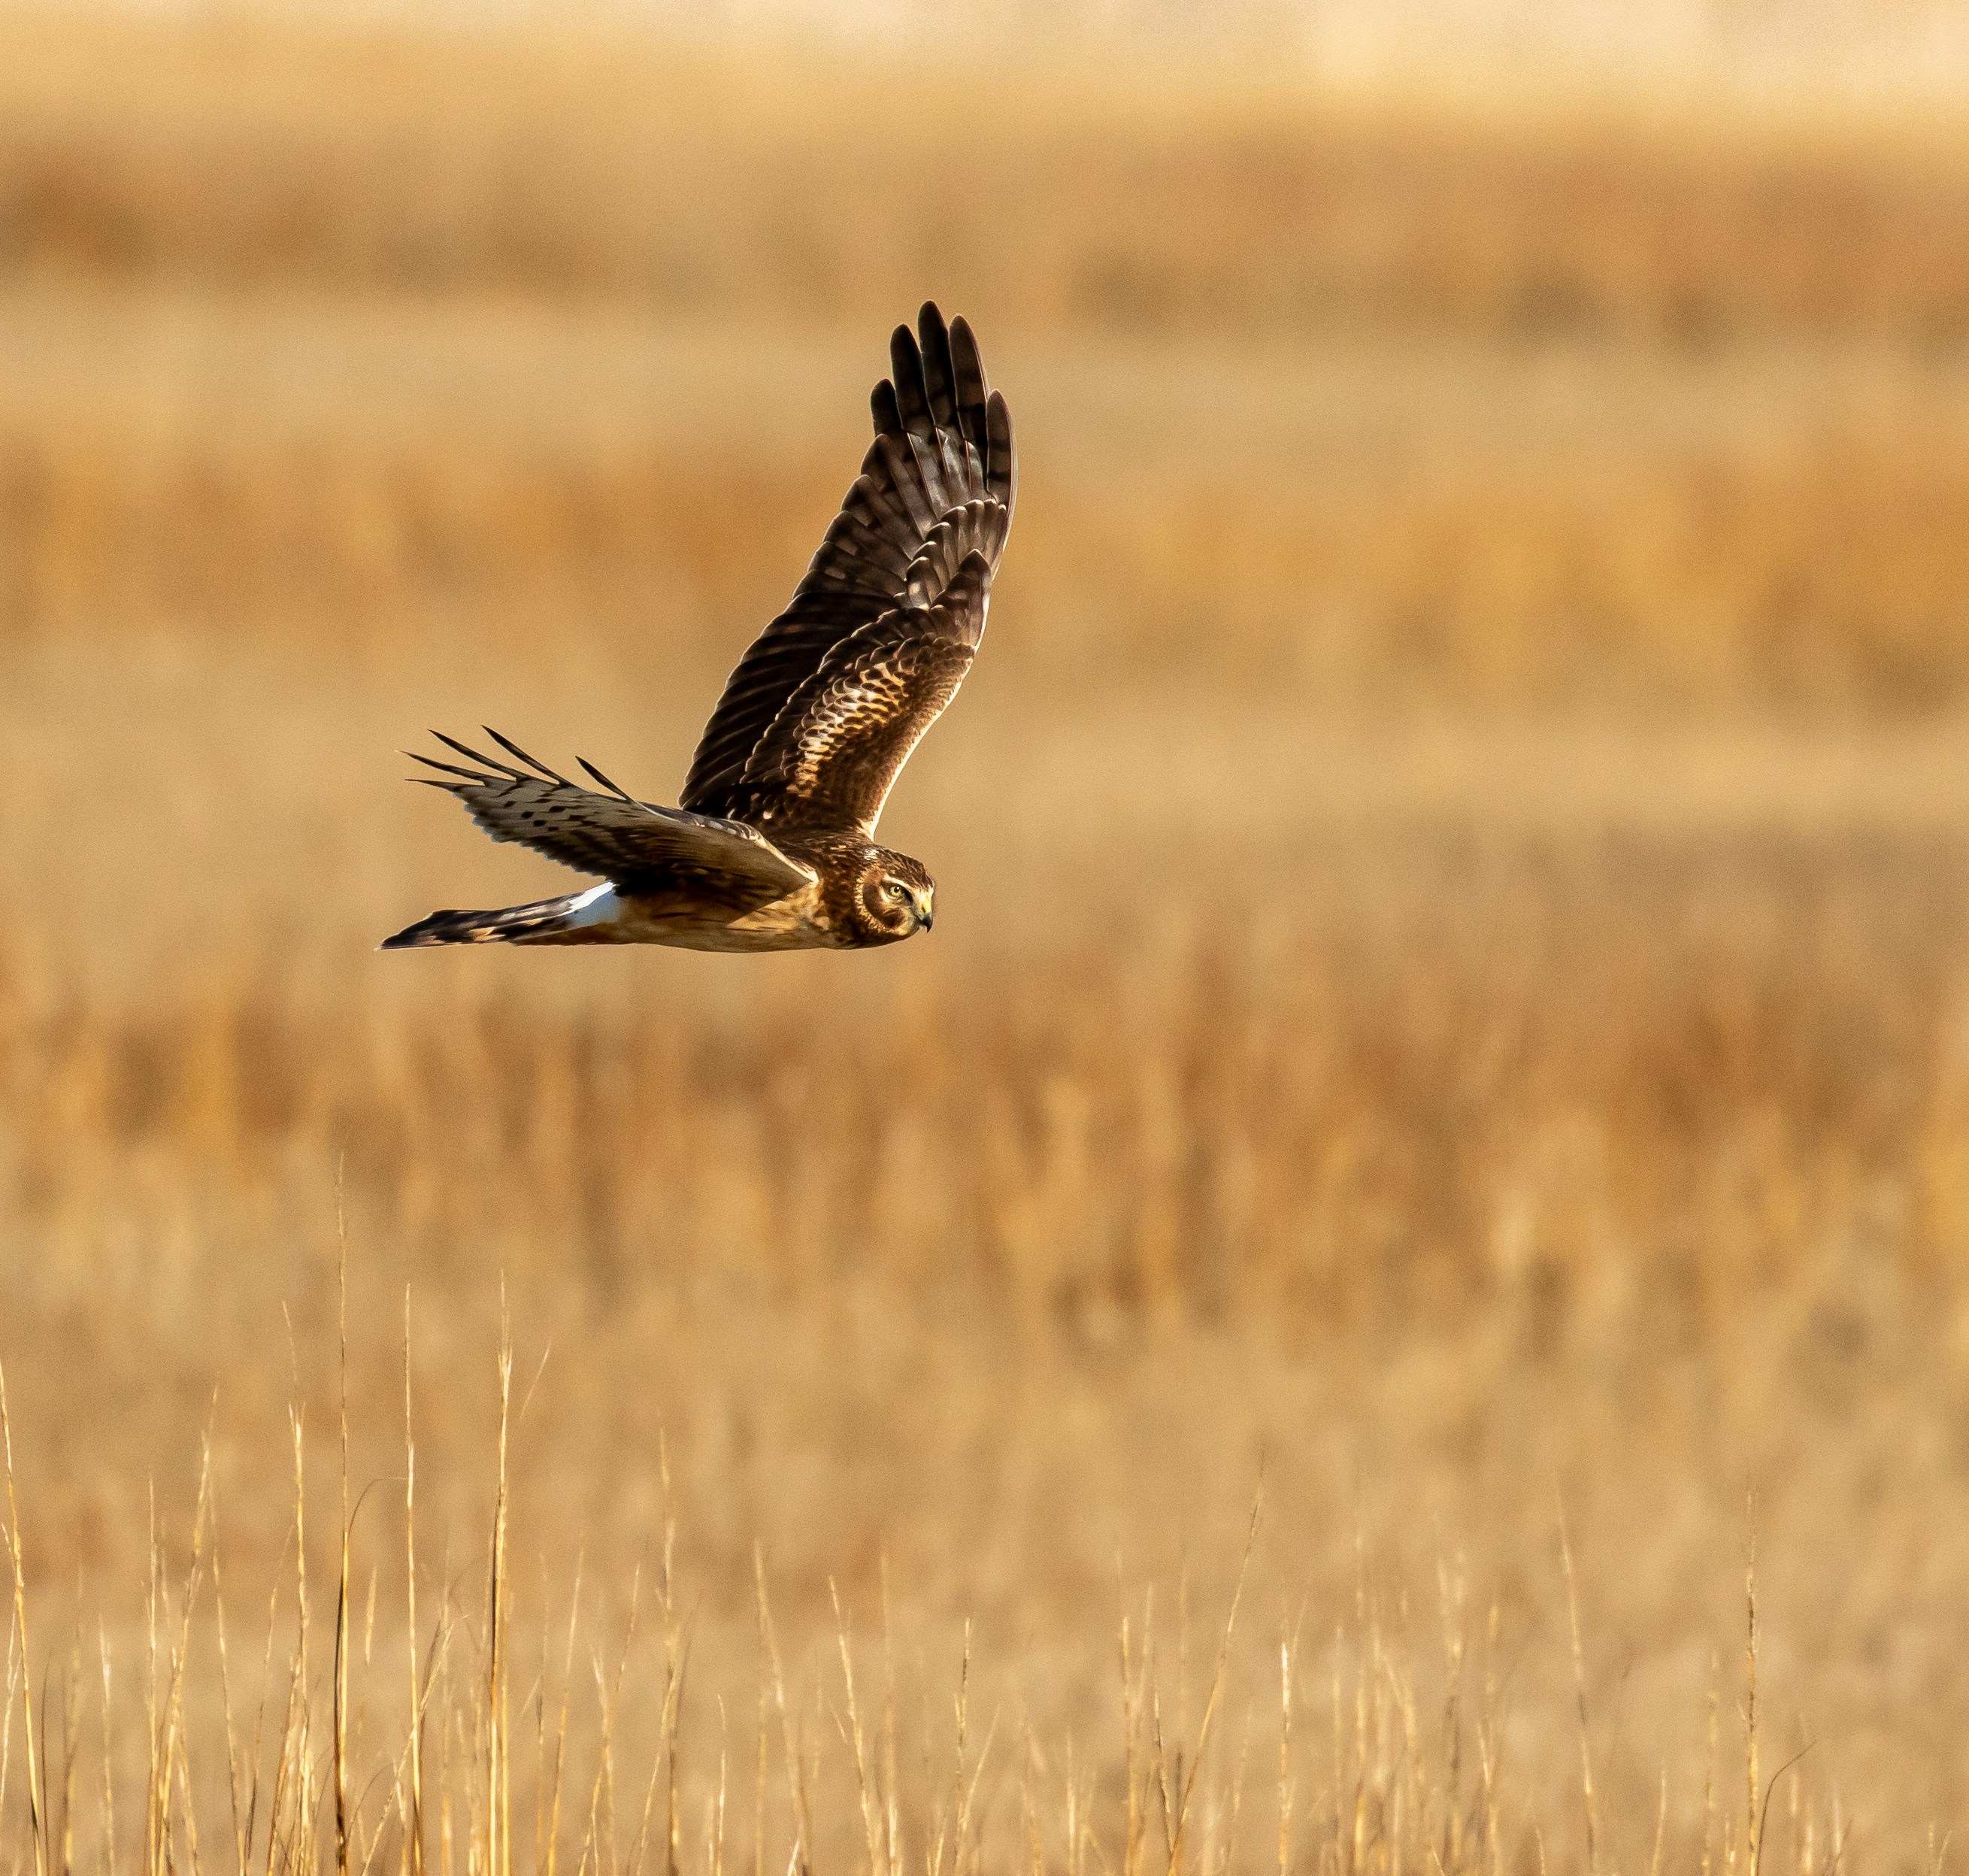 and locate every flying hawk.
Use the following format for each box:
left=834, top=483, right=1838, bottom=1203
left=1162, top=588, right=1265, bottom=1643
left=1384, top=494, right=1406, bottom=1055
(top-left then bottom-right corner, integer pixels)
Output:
left=383, top=303, right=1014, bottom=953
